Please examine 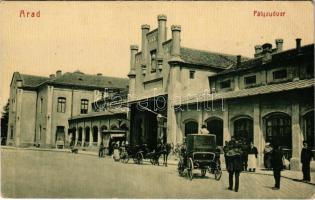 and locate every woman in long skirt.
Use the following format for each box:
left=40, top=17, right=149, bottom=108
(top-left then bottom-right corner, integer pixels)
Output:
left=248, top=142, right=258, bottom=172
